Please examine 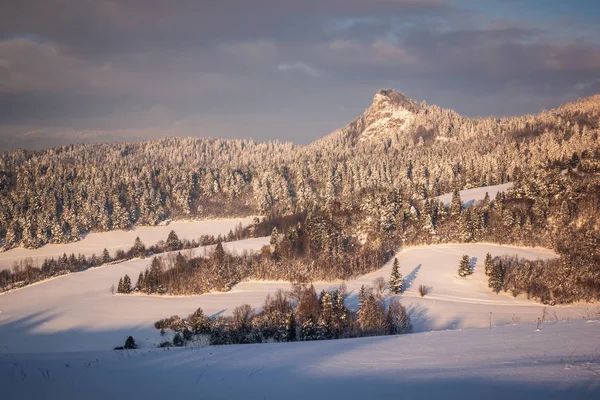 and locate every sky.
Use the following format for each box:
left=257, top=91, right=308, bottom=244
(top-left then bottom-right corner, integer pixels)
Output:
left=1, top=0, right=600, bottom=151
